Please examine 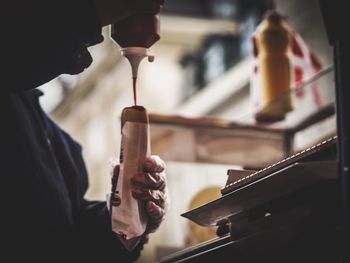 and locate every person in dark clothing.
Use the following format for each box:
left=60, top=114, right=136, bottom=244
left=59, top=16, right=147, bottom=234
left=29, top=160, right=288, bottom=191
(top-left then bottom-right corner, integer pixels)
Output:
left=0, top=0, right=168, bottom=262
